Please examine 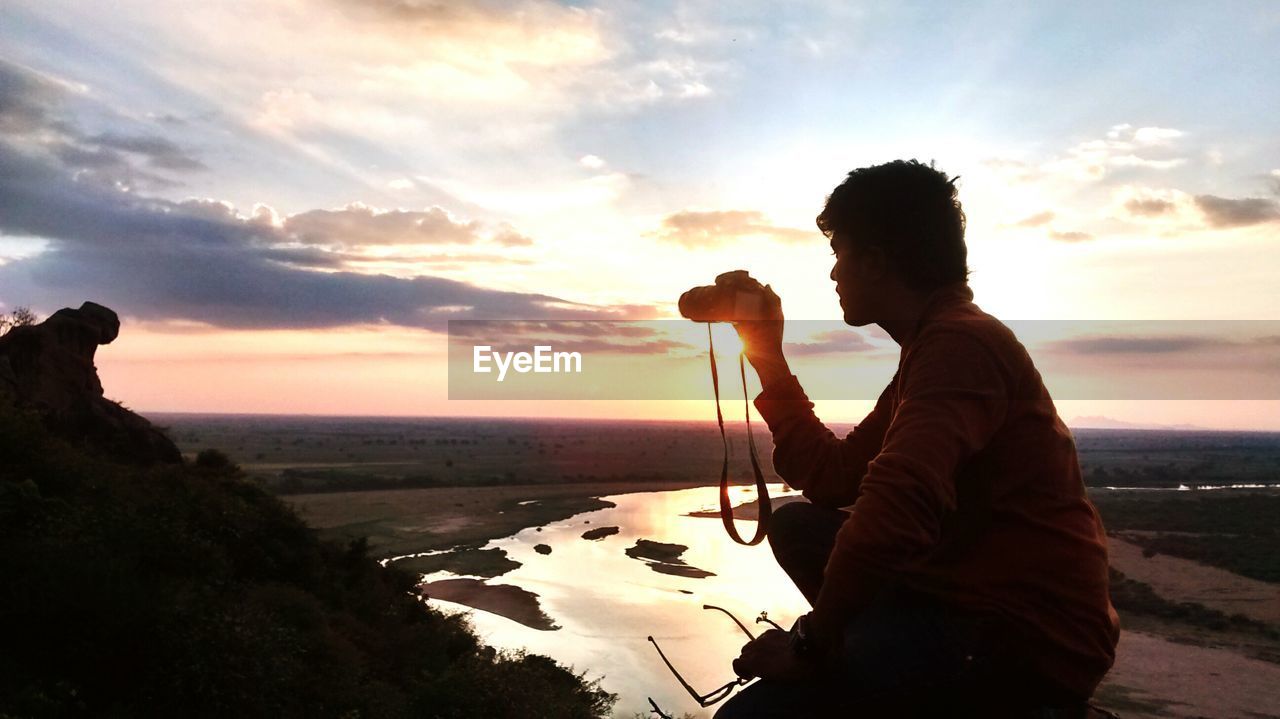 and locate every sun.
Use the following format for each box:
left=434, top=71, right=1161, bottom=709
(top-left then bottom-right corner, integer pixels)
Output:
left=708, top=322, right=745, bottom=358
